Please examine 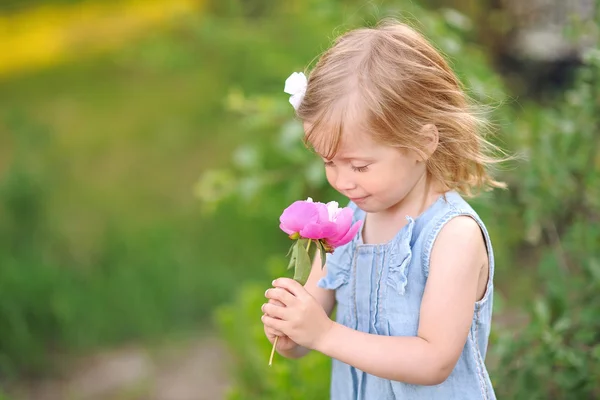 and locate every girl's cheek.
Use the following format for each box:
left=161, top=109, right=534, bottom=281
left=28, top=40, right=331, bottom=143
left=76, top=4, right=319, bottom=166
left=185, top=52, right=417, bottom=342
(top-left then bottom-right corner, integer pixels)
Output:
left=325, top=169, right=337, bottom=187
